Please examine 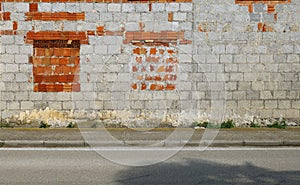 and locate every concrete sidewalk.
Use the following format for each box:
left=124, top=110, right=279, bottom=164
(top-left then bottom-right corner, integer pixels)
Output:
left=0, top=128, right=300, bottom=147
